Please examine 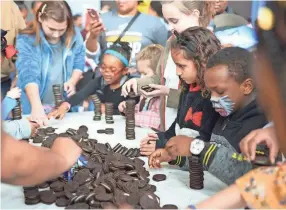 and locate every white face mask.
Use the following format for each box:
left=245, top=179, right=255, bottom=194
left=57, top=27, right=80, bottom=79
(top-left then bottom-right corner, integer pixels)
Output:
left=210, top=95, right=235, bottom=117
